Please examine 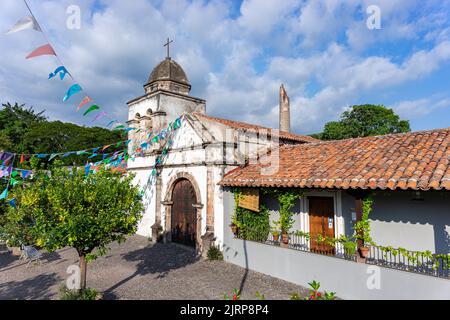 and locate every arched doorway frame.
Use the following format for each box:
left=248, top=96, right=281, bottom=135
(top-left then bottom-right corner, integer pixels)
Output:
left=163, top=172, right=203, bottom=252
